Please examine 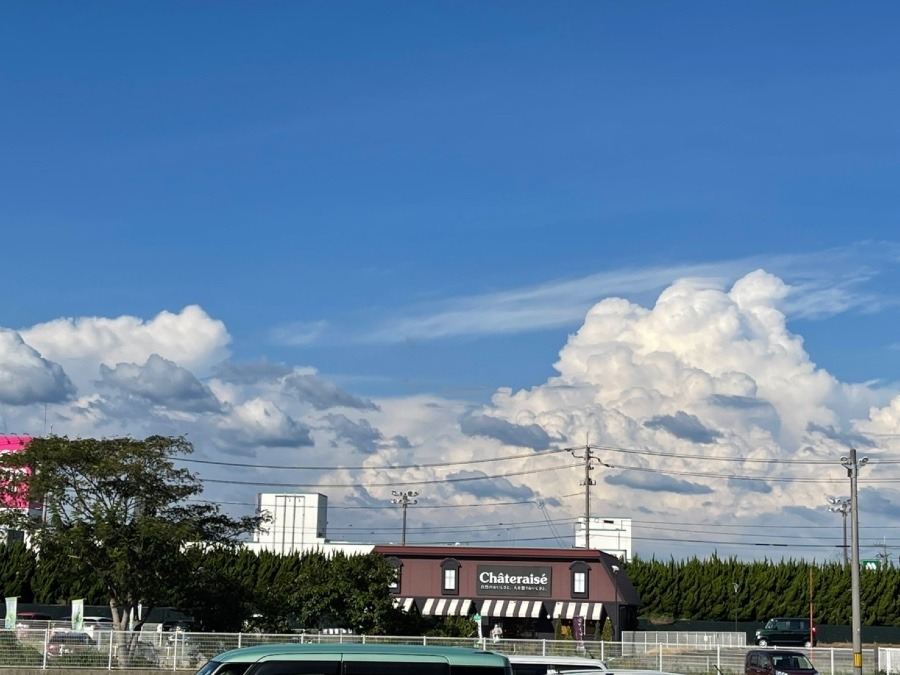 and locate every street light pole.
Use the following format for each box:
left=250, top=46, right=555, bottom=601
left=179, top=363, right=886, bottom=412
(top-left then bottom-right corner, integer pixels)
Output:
left=828, top=497, right=851, bottom=566
left=611, top=565, right=620, bottom=641
left=391, top=490, right=419, bottom=546
left=733, top=581, right=739, bottom=632
left=841, top=449, right=868, bottom=675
